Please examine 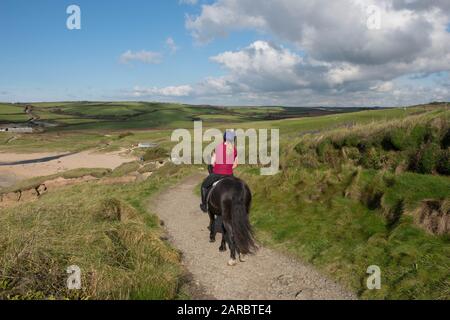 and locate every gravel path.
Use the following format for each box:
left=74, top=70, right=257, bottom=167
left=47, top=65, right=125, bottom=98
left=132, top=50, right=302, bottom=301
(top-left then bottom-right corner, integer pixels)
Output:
left=152, top=174, right=356, bottom=300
